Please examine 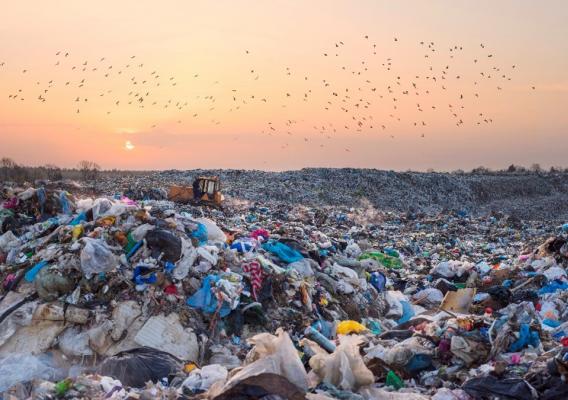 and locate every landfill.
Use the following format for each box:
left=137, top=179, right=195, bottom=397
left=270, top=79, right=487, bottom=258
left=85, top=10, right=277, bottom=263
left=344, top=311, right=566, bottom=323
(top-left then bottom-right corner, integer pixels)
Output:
left=1, top=177, right=568, bottom=400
